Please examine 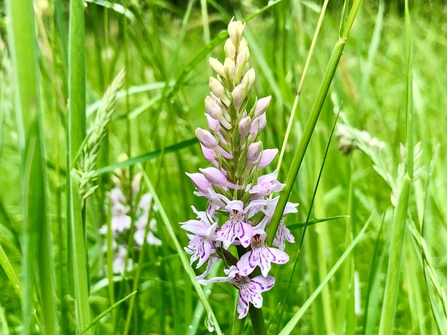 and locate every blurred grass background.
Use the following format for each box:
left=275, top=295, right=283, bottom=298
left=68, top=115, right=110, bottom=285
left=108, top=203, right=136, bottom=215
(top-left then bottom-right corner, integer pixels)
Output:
left=1, top=0, right=447, bottom=334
